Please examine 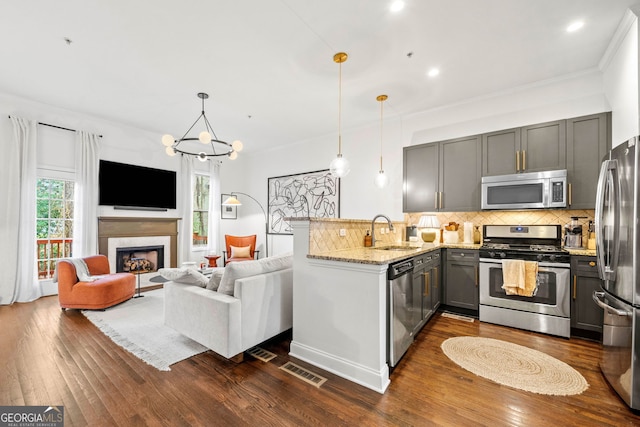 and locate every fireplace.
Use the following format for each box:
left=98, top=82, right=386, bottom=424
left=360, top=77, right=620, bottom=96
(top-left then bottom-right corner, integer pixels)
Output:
left=115, top=245, right=165, bottom=273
